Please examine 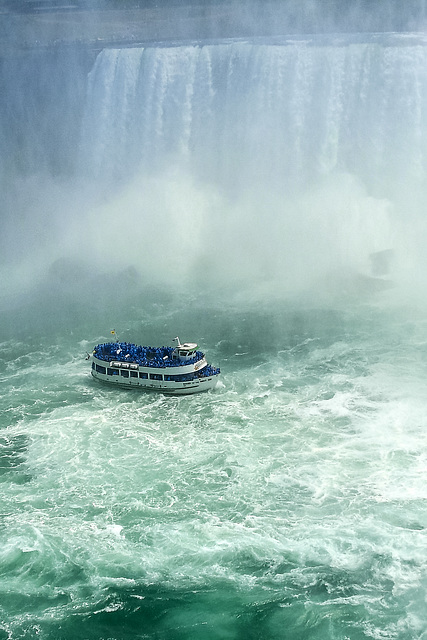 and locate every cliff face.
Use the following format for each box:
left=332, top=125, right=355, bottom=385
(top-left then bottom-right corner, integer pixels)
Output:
left=2, top=0, right=427, bottom=52
left=1, top=5, right=238, bottom=50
